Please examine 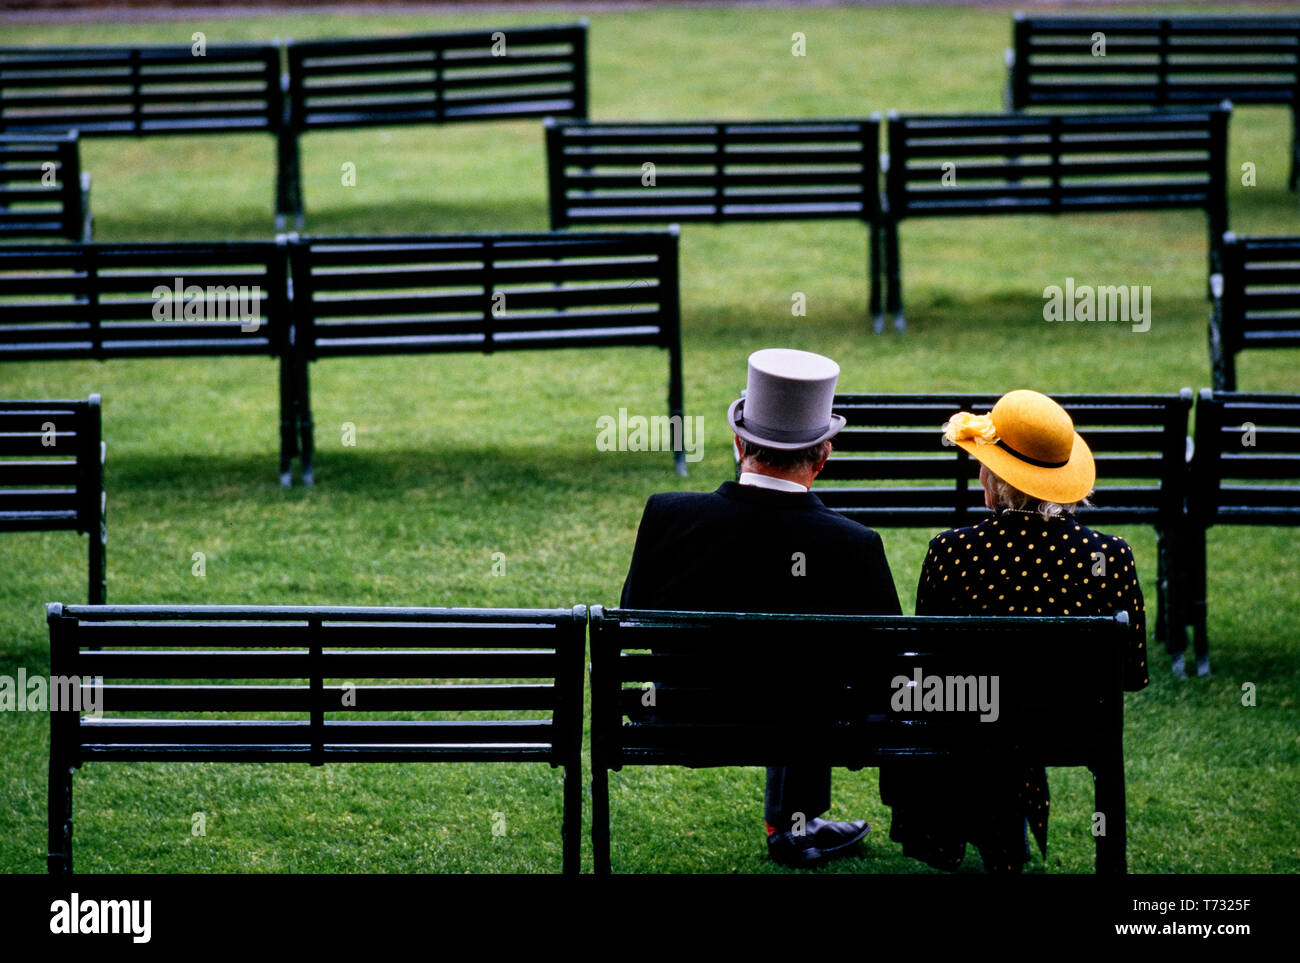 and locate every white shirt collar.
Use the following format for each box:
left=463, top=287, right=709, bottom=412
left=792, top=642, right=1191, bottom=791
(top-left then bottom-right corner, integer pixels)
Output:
left=738, top=471, right=809, bottom=493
